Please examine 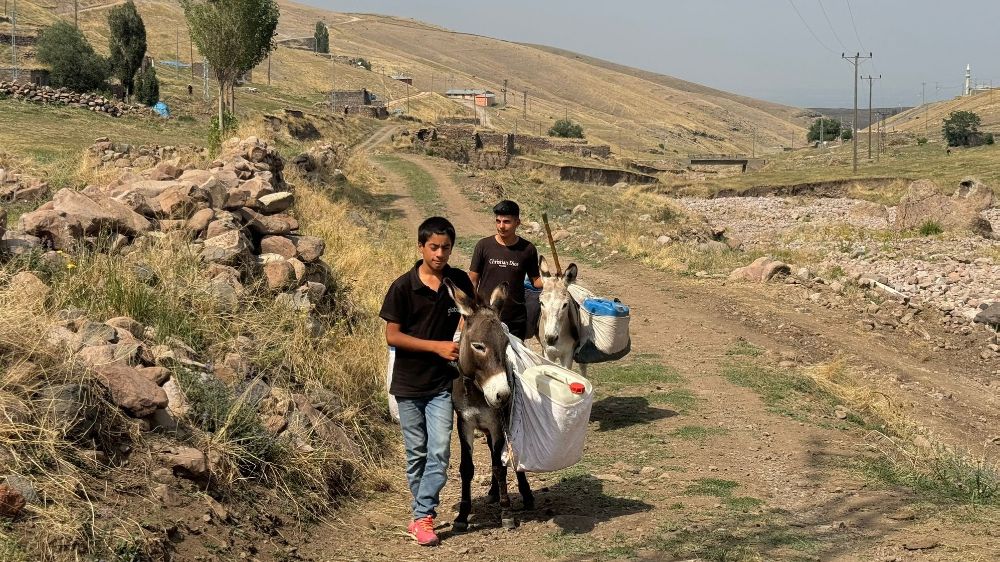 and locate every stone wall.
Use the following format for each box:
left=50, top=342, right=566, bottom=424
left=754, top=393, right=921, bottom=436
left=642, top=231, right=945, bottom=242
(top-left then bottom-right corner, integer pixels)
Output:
left=0, top=81, right=149, bottom=118
left=515, top=157, right=659, bottom=185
